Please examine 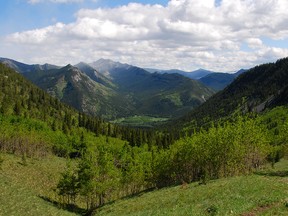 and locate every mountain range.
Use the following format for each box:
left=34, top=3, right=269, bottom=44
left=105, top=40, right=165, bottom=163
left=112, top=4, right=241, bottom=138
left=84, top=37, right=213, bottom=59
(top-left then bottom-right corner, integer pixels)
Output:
left=0, top=57, right=216, bottom=123
left=146, top=67, right=247, bottom=91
